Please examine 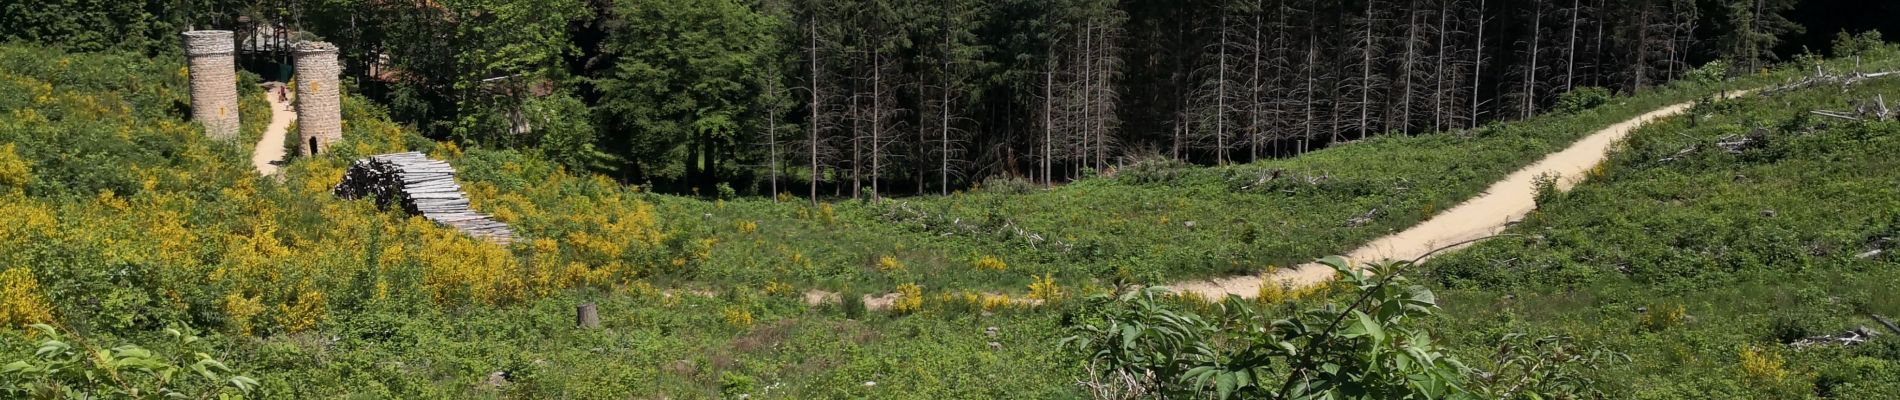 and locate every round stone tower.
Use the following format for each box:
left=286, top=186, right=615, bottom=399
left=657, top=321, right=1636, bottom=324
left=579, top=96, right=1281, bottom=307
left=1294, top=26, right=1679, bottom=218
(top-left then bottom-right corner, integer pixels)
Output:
left=182, top=31, right=240, bottom=141
left=293, top=42, right=344, bottom=156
